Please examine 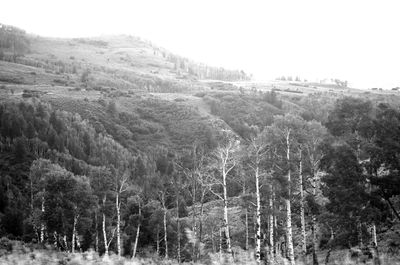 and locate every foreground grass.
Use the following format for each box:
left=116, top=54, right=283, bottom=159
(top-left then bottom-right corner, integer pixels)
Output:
left=0, top=241, right=399, bottom=265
